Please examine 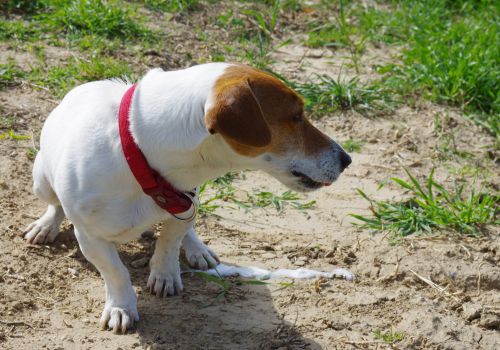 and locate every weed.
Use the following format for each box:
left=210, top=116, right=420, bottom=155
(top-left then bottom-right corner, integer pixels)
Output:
left=0, top=20, right=39, bottom=41
left=0, top=115, right=16, bottom=129
left=28, top=56, right=133, bottom=97
left=436, top=134, right=474, bottom=161
left=341, top=139, right=362, bottom=153
left=373, top=328, right=405, bottom=343
left=27, top=147, right=38, bottom=160
left=290, top=74, right=394, bottom=117
left=0, top=130, right=31, bottom=140
left=245, top=190, right=316, bottom=214
left=375, top=1, right=499, bottom=135
left=355, top=6, right=404, bottom=44
left=0, top=60, right=25, bottom=88
left=306, top=23, right=350, bottom=49
left=351, top=169, right=499, bottom=239
left=142, top=0, right=198, bottom=13
left=281, top=0, right=302, bottom=12
left=241, top=0, right=281, bottom=69
left=198, top=172, right=316, bottom=217
left=215, top=9, right=244, bottom=29
left=277, top=280, right=295, bottom=288
left=195, top=271, right=267, bottom=306
left=37, top=0, right=156, bottom=42
left=0, top=0, right=45, bottom=14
